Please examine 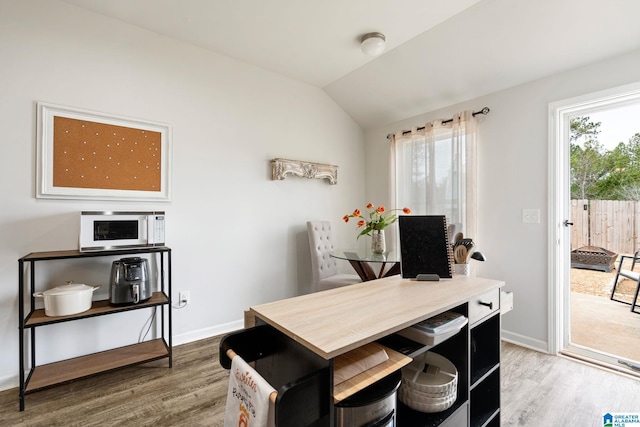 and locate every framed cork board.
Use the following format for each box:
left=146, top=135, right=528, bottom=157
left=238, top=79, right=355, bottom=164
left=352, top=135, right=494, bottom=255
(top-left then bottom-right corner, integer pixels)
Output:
left=36, top=102, right=172, bottom=201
